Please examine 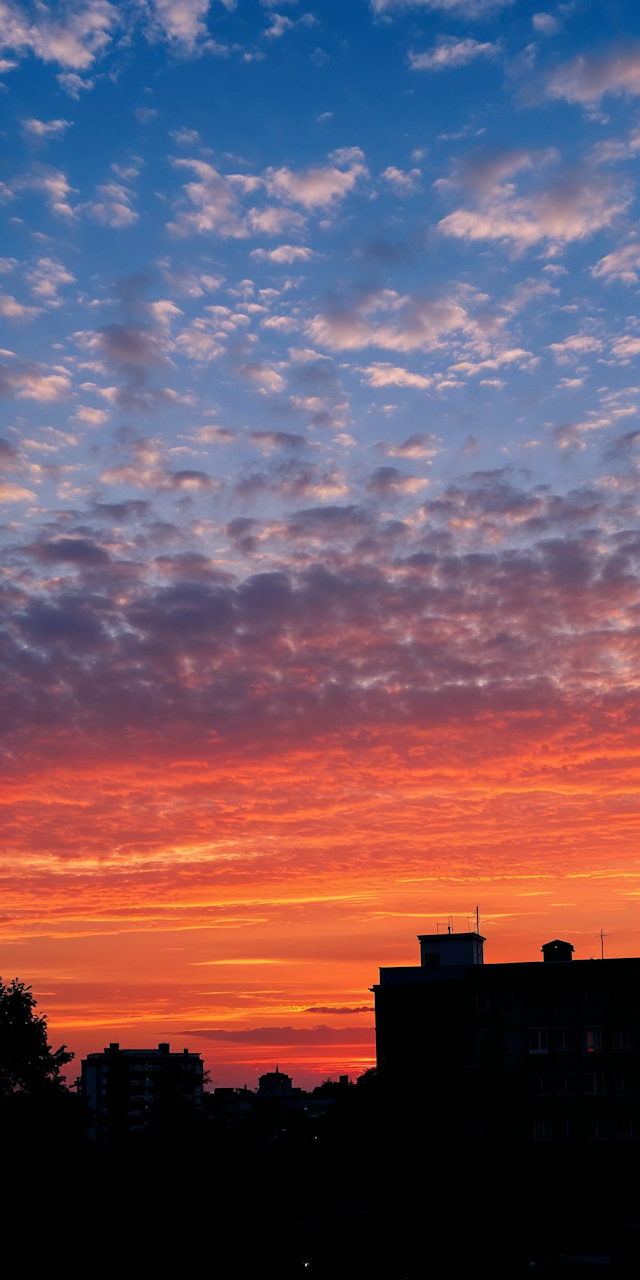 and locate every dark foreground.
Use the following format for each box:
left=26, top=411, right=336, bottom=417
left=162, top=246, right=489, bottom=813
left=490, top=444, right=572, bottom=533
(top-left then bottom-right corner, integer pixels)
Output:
left=2, top=1077, right=638, bottom=1279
